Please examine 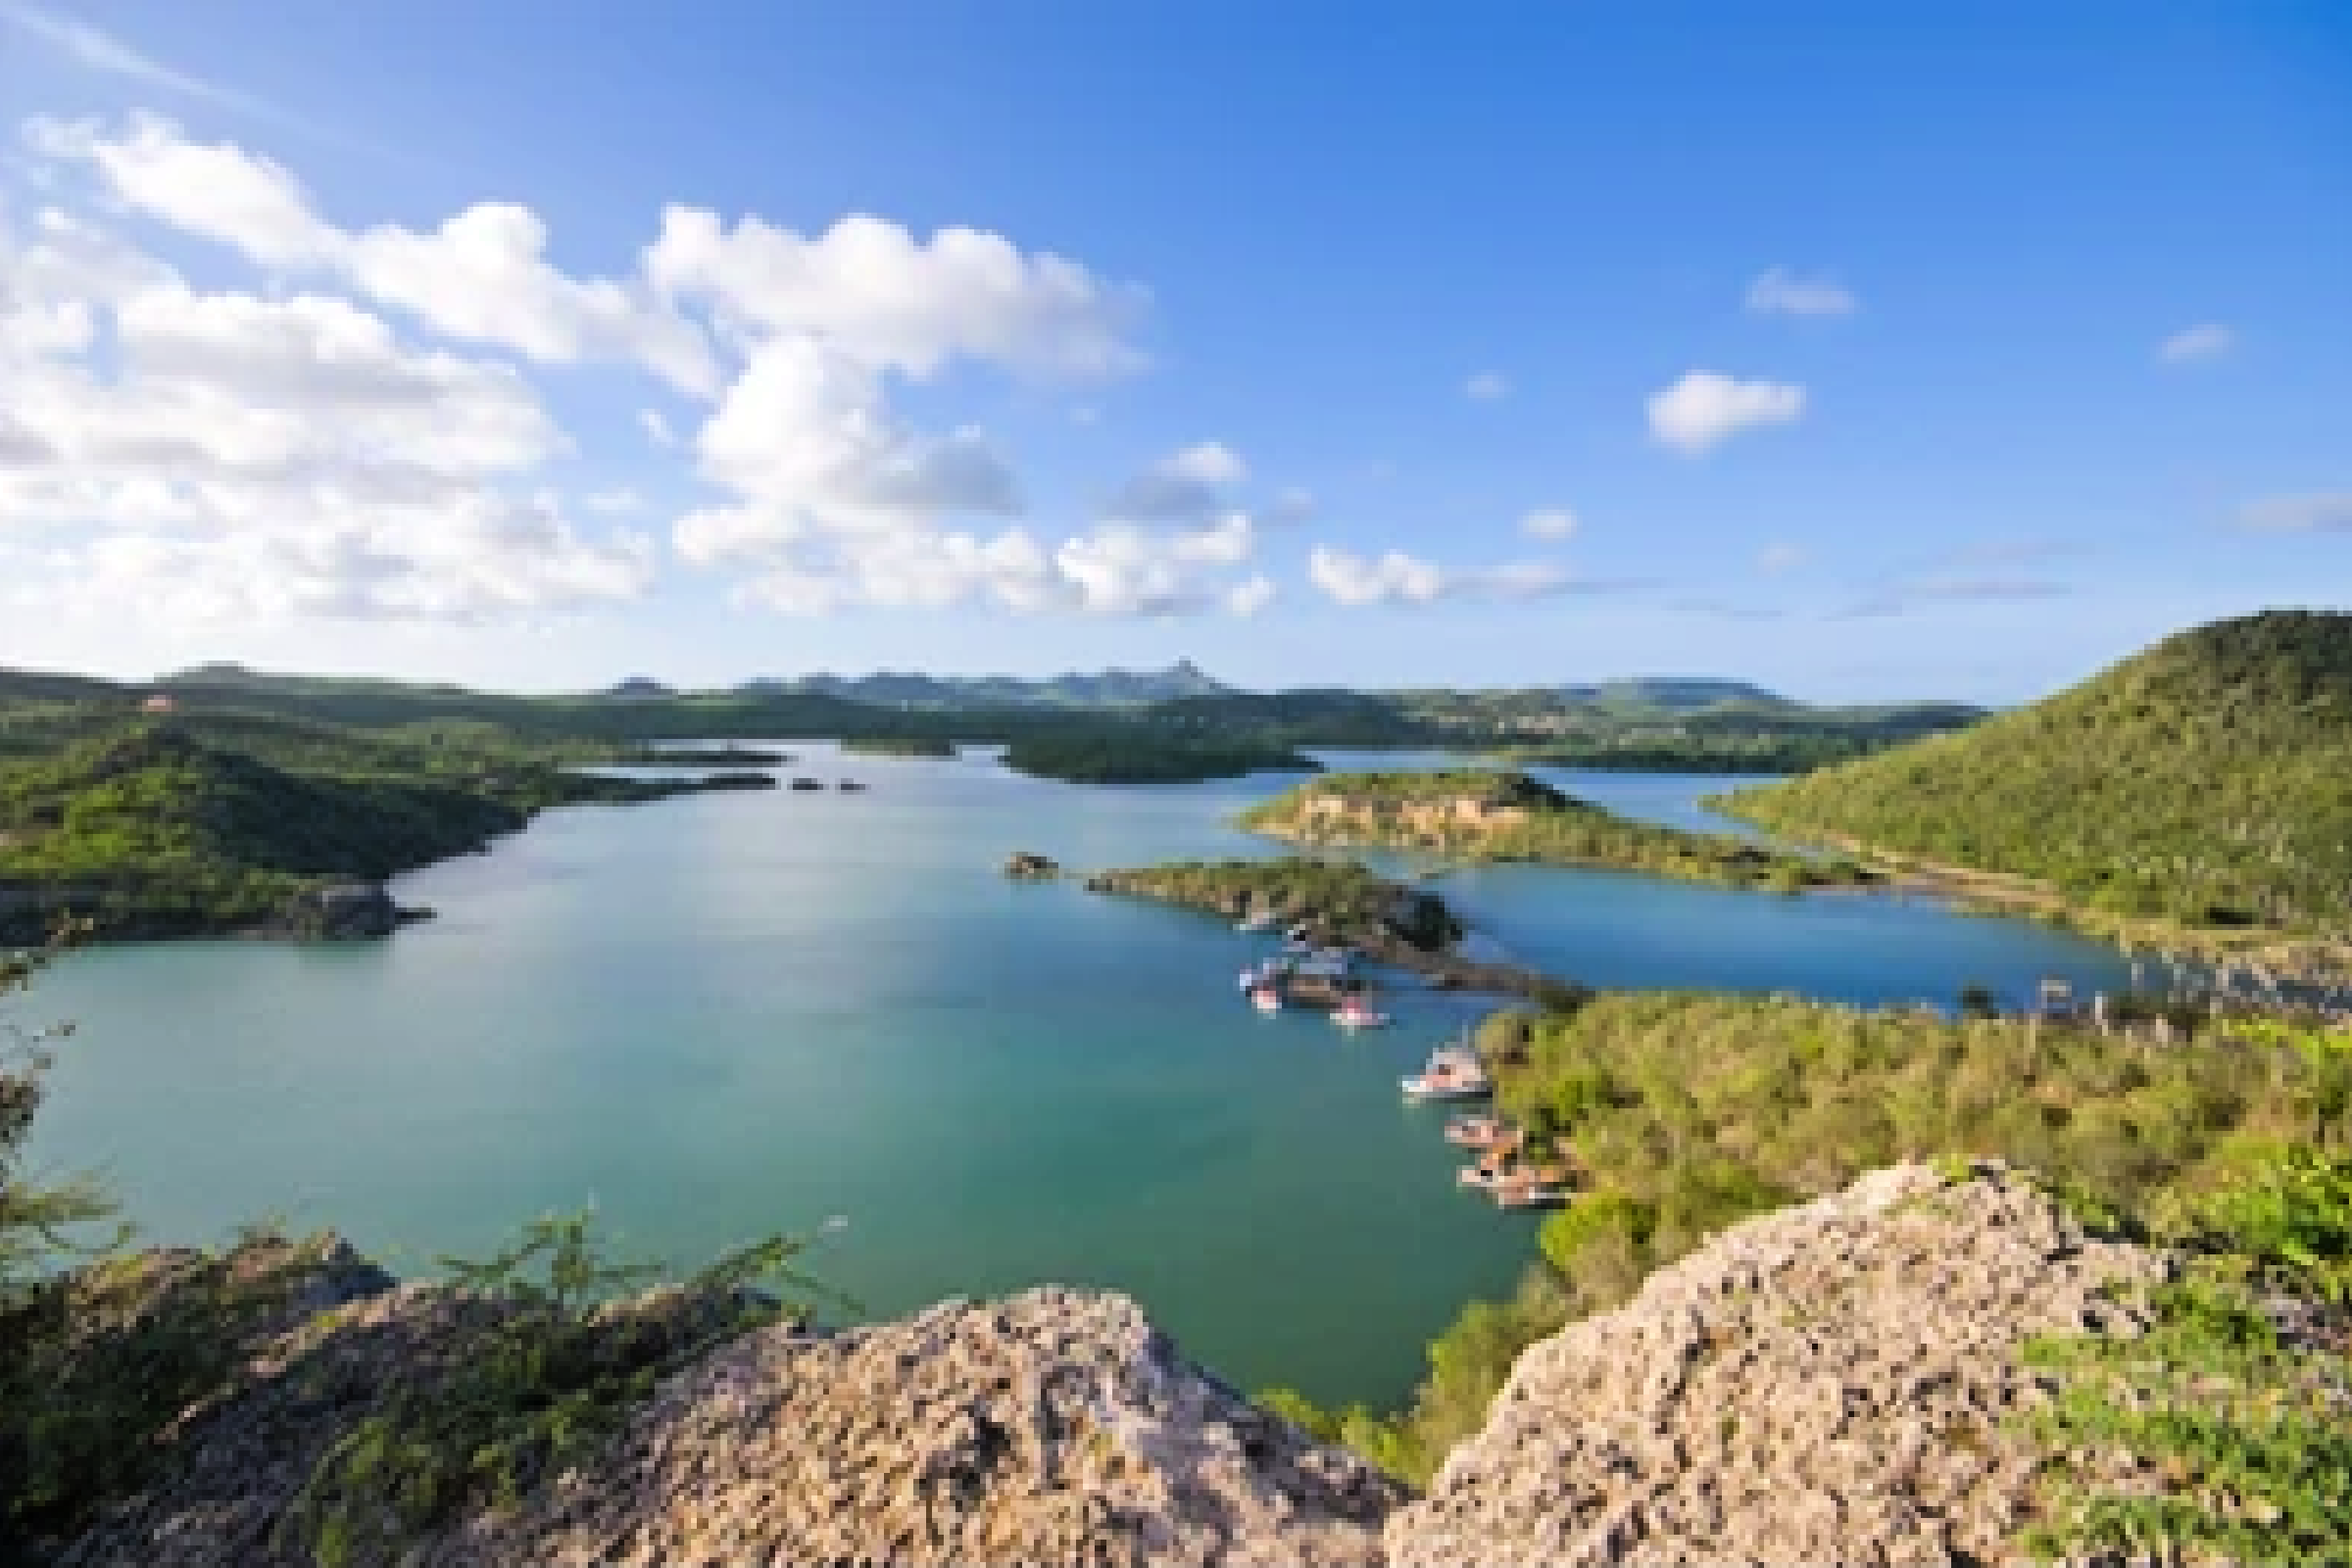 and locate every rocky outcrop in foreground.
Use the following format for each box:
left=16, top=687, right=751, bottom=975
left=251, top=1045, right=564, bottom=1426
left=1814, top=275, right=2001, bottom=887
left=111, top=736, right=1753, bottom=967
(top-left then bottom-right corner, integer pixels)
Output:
left=65, top=1286, right=1396, bottom=1567
left=461, top=1290, right=1396, bottom=1565
left=1386, top=1161, right=2175, bottom=1566
left=58, top=1164, right=2221, bottom=1565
